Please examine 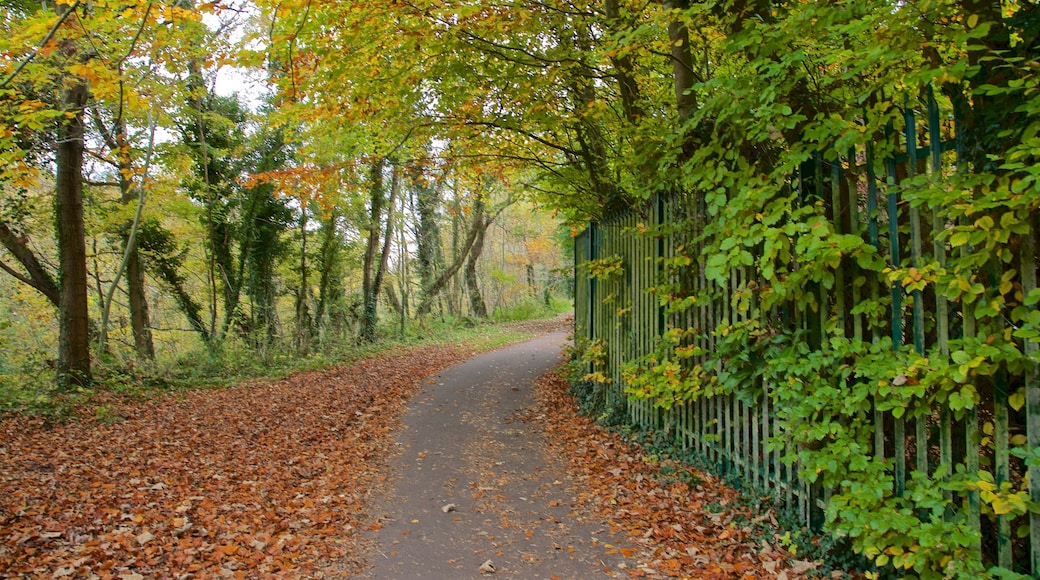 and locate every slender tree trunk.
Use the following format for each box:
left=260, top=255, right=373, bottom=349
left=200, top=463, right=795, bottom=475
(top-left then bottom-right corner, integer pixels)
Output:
left=666, top=0, right=698, bottom=122
left=295, top=206, right=311, bottom=353
left=315, top=210, right=341, bottom=337
left=447, top=188, right=462, bottom=317
left=55, top=74, right=91, bottom=386
left=465, top=198, right=488, bottom=318
left=377, top=165, right=399, bottom=295
left=397, top=190, right=409, bottom=336
left=359, top=157, right=386, bottom=342
left=125, top=247, right=154, bottom=358
left=604, top=0, right=646, bottom=123
left=98, top=114, right=154, bottom=359
left=413, top=181, right=443, bottom=297
left=416, top=195, right=503, bottom=318
left=118, top=116, right=154, bottom=359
